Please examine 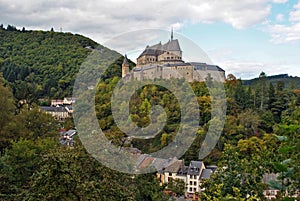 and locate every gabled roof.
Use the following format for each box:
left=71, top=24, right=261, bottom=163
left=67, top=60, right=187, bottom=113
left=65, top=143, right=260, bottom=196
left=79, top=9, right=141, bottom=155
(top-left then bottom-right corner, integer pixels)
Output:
left=187, top=161, right=203, bottom=175
left=162, top=39, right=181, bottom=52
left=165, top=160, right=184, bottom=173
left=138, top=39, right=181, bottom=58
